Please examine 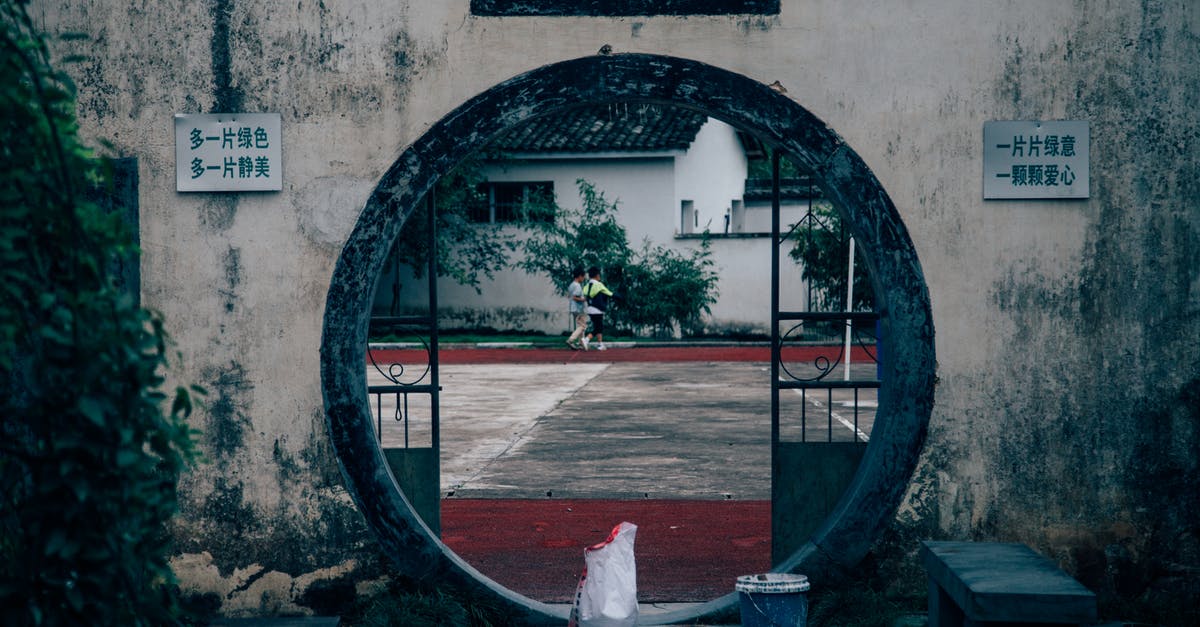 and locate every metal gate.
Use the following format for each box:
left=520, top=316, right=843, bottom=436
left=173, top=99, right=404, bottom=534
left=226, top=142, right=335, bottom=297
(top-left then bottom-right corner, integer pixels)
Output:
left=768, top=152, right=881, bottom=563
left=367, top=193, right=442, bottom=533
left=362, top=157, right=881, bottom=552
